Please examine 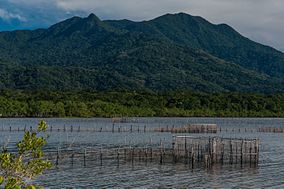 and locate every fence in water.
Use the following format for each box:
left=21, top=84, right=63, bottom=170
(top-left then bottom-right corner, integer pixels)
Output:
left=3, top=124, right=284, bottom=134
left=173, top=136, right=259, bottom=167
left=258, top=127, right=284, bottom=133
left=43, top=136, right=259, bottom=168
left=0, top=123, right=261, bottom=133
left=154, top=124, right=218, bottom=133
